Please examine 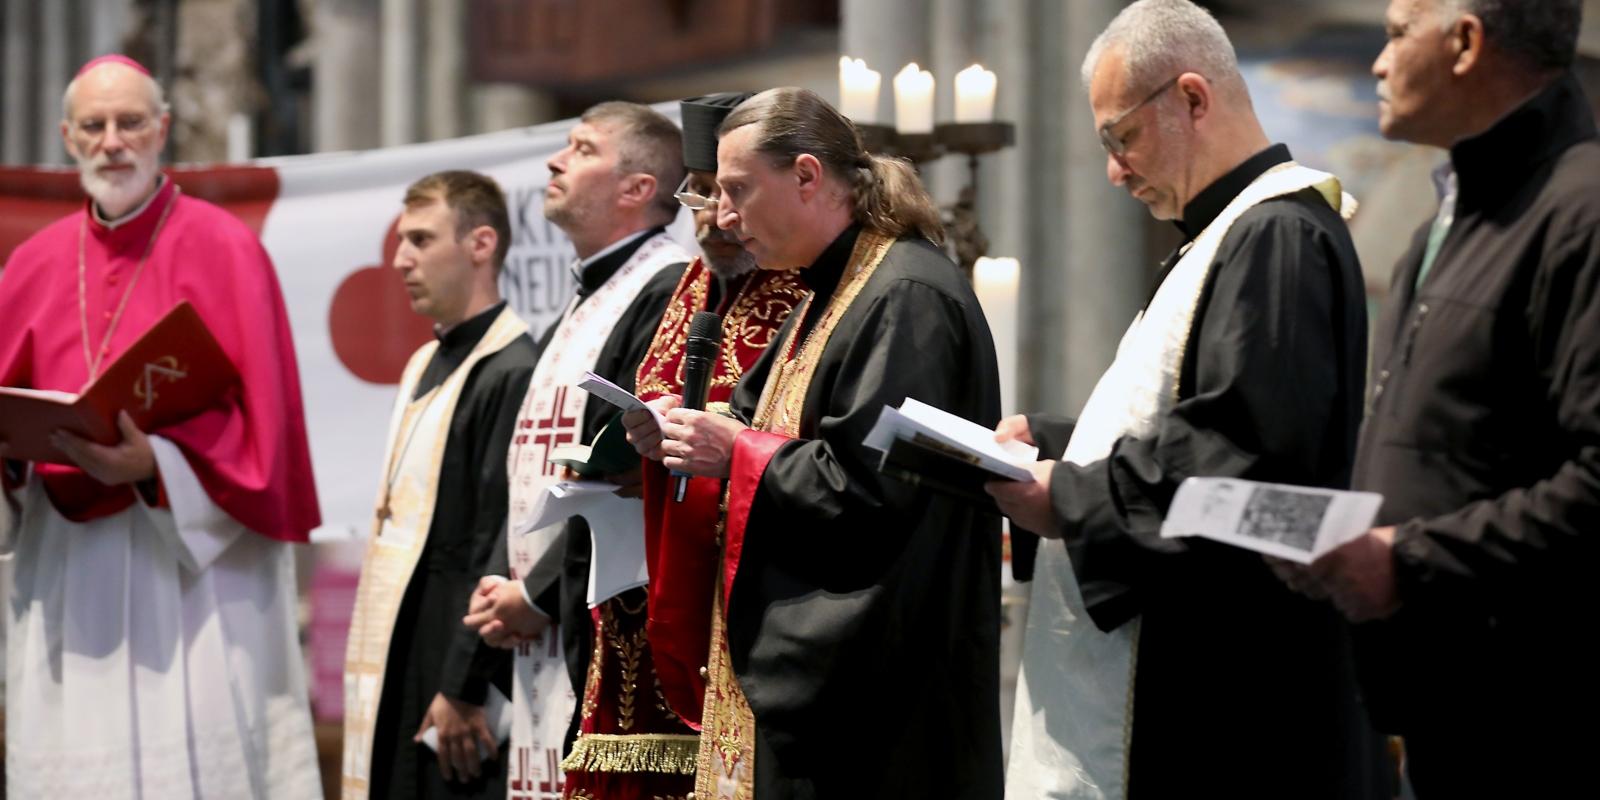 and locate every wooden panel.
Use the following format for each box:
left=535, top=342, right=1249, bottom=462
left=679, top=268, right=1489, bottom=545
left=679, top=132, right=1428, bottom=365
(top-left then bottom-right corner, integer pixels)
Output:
left=469, top=0, right=836, bottom=86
